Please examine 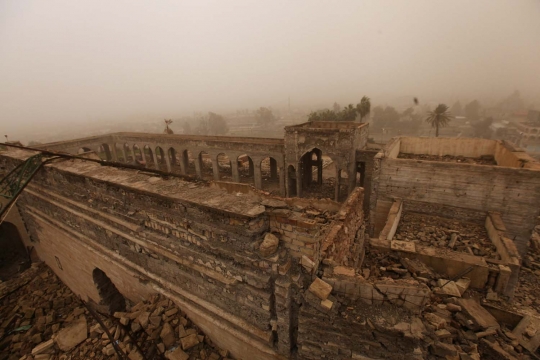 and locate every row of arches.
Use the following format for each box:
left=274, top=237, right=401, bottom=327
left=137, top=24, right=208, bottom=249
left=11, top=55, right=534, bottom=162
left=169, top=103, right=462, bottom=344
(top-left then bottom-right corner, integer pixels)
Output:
left=88, top=143, right=283, bottom=194
left=78, top=143, right=363, bottom=201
